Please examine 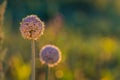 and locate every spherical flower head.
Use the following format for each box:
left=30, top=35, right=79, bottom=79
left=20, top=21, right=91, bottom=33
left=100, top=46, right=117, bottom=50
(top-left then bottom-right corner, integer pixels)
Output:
left=20, top=15, right=44, bottom=40
left=39, top=45, right=62, bottom=67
